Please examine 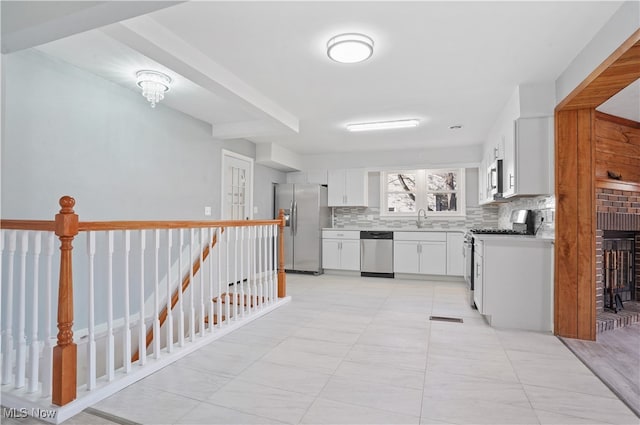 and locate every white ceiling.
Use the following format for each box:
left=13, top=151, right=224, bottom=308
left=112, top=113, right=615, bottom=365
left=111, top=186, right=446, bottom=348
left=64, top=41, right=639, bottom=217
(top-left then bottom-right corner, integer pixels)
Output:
left=3, top=1, right=635, bottom=156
